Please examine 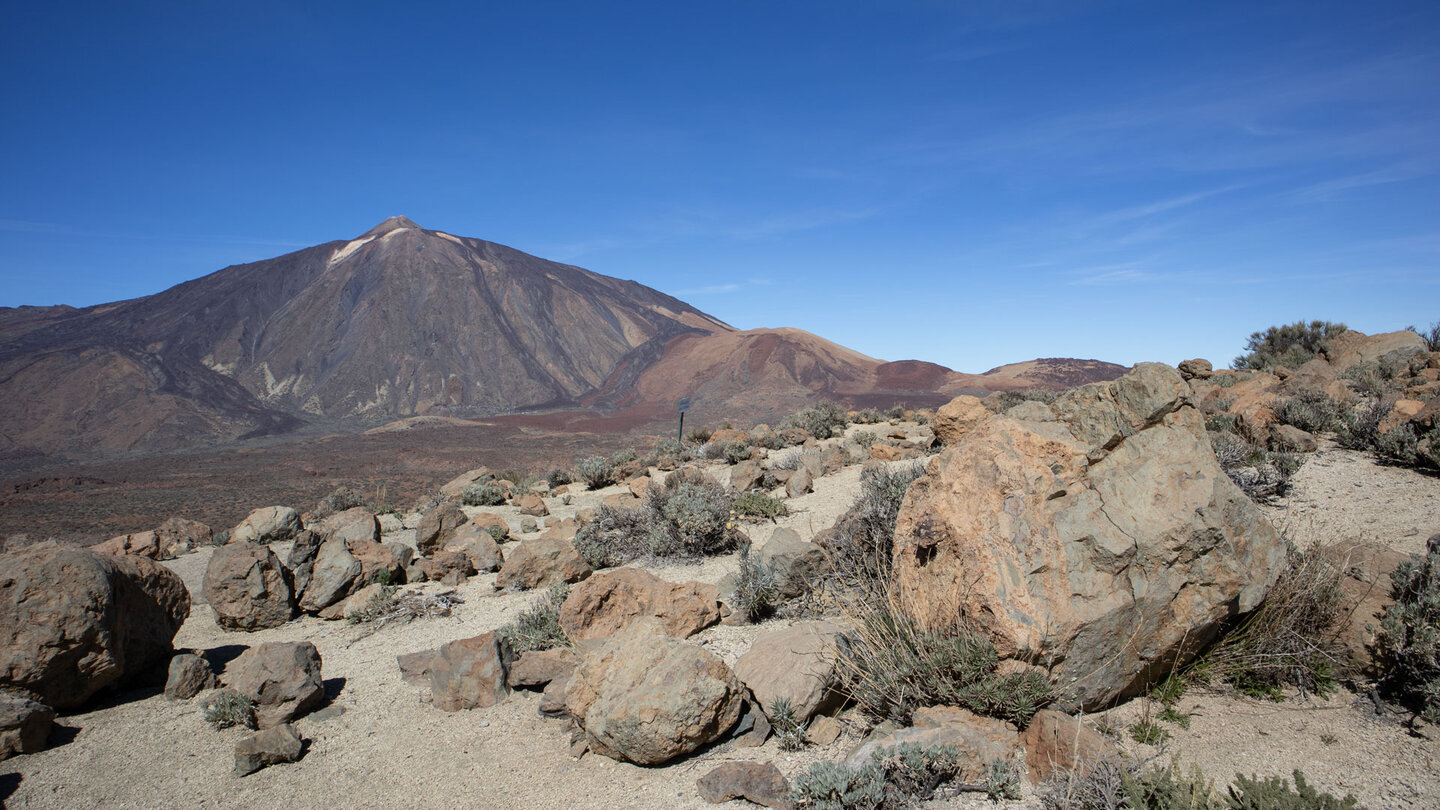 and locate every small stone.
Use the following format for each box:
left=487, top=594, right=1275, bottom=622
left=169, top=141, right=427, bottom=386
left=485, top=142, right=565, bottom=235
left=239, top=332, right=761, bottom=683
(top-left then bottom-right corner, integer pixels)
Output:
left=806, top=715, right=842, bottom=745
left=696, top=761, right=792, bottom=808
left=165, top=653, right=216, bottom=700
left=233, top=723, right=305, bottom=776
